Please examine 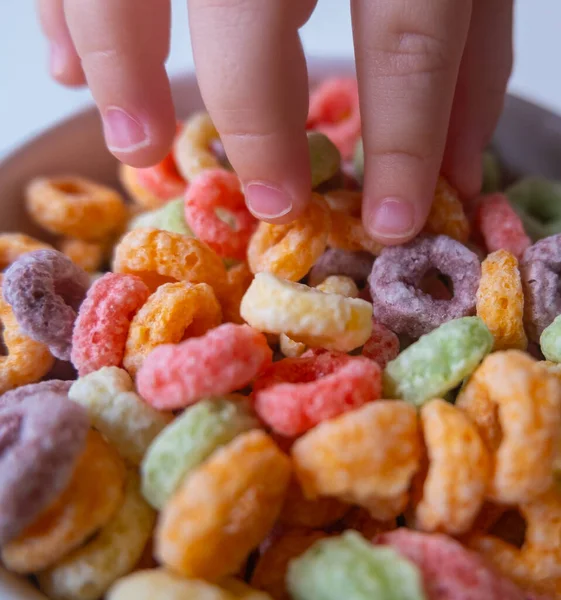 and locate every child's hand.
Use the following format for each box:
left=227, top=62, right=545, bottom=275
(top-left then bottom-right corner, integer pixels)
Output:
left=38, top=0, right=513, bottom=244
